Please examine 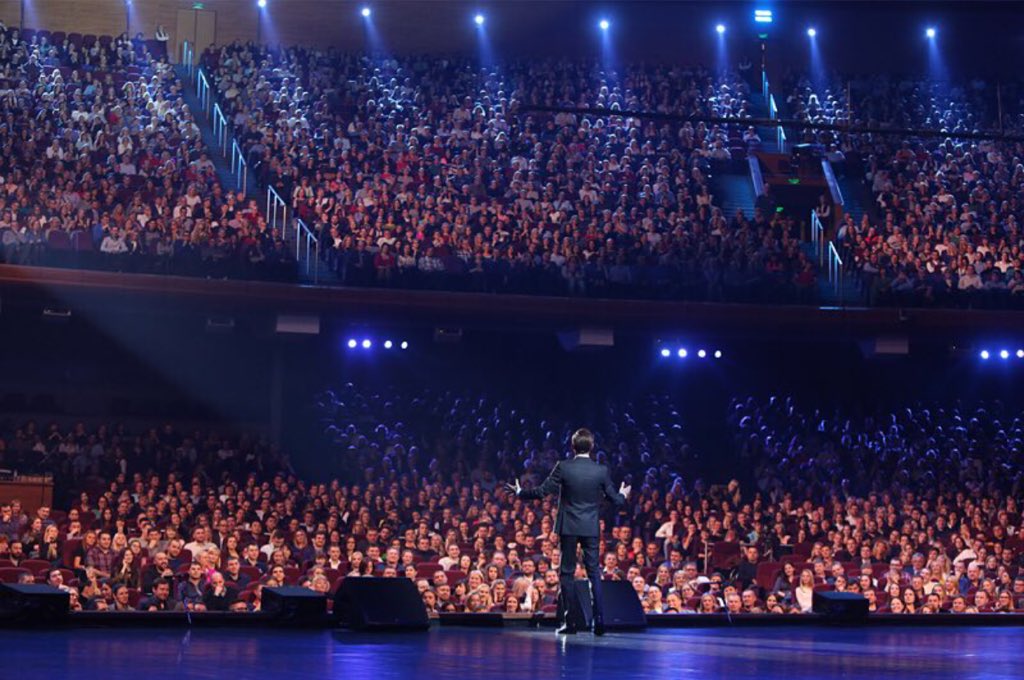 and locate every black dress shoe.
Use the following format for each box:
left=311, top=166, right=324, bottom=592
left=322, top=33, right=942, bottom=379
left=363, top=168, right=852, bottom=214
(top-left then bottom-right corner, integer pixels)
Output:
left=593, top=621, right=606, bottom=636
left=555, top=623, right=578, bottom=635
